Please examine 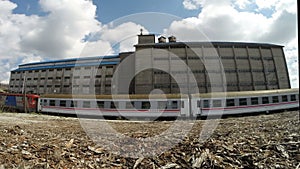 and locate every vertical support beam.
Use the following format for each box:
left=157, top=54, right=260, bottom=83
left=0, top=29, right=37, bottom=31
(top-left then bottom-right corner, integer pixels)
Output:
left=202, top=45, right=208, bottom=93
left=246, top=46, right=255, bottom=90
left=270, top=48, right=279, bottom=89
left=258, top=47, right=269, bottom=89
left=232, top=46, right=241, bottom=91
